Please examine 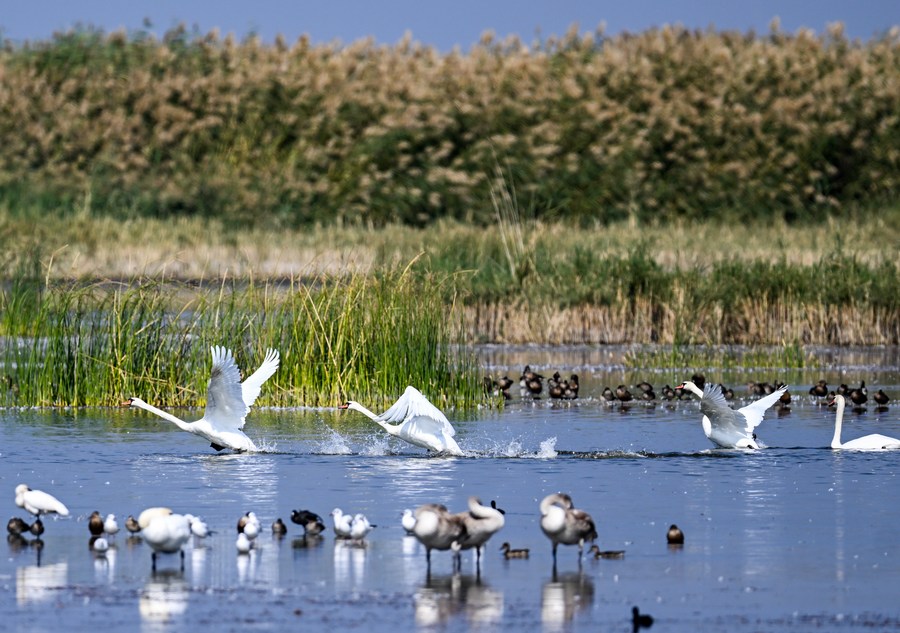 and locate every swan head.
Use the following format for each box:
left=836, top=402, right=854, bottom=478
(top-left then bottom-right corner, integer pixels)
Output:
left=675, top=381, right=703, bottom=398
left=338, top=401, right=356, bottom=410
